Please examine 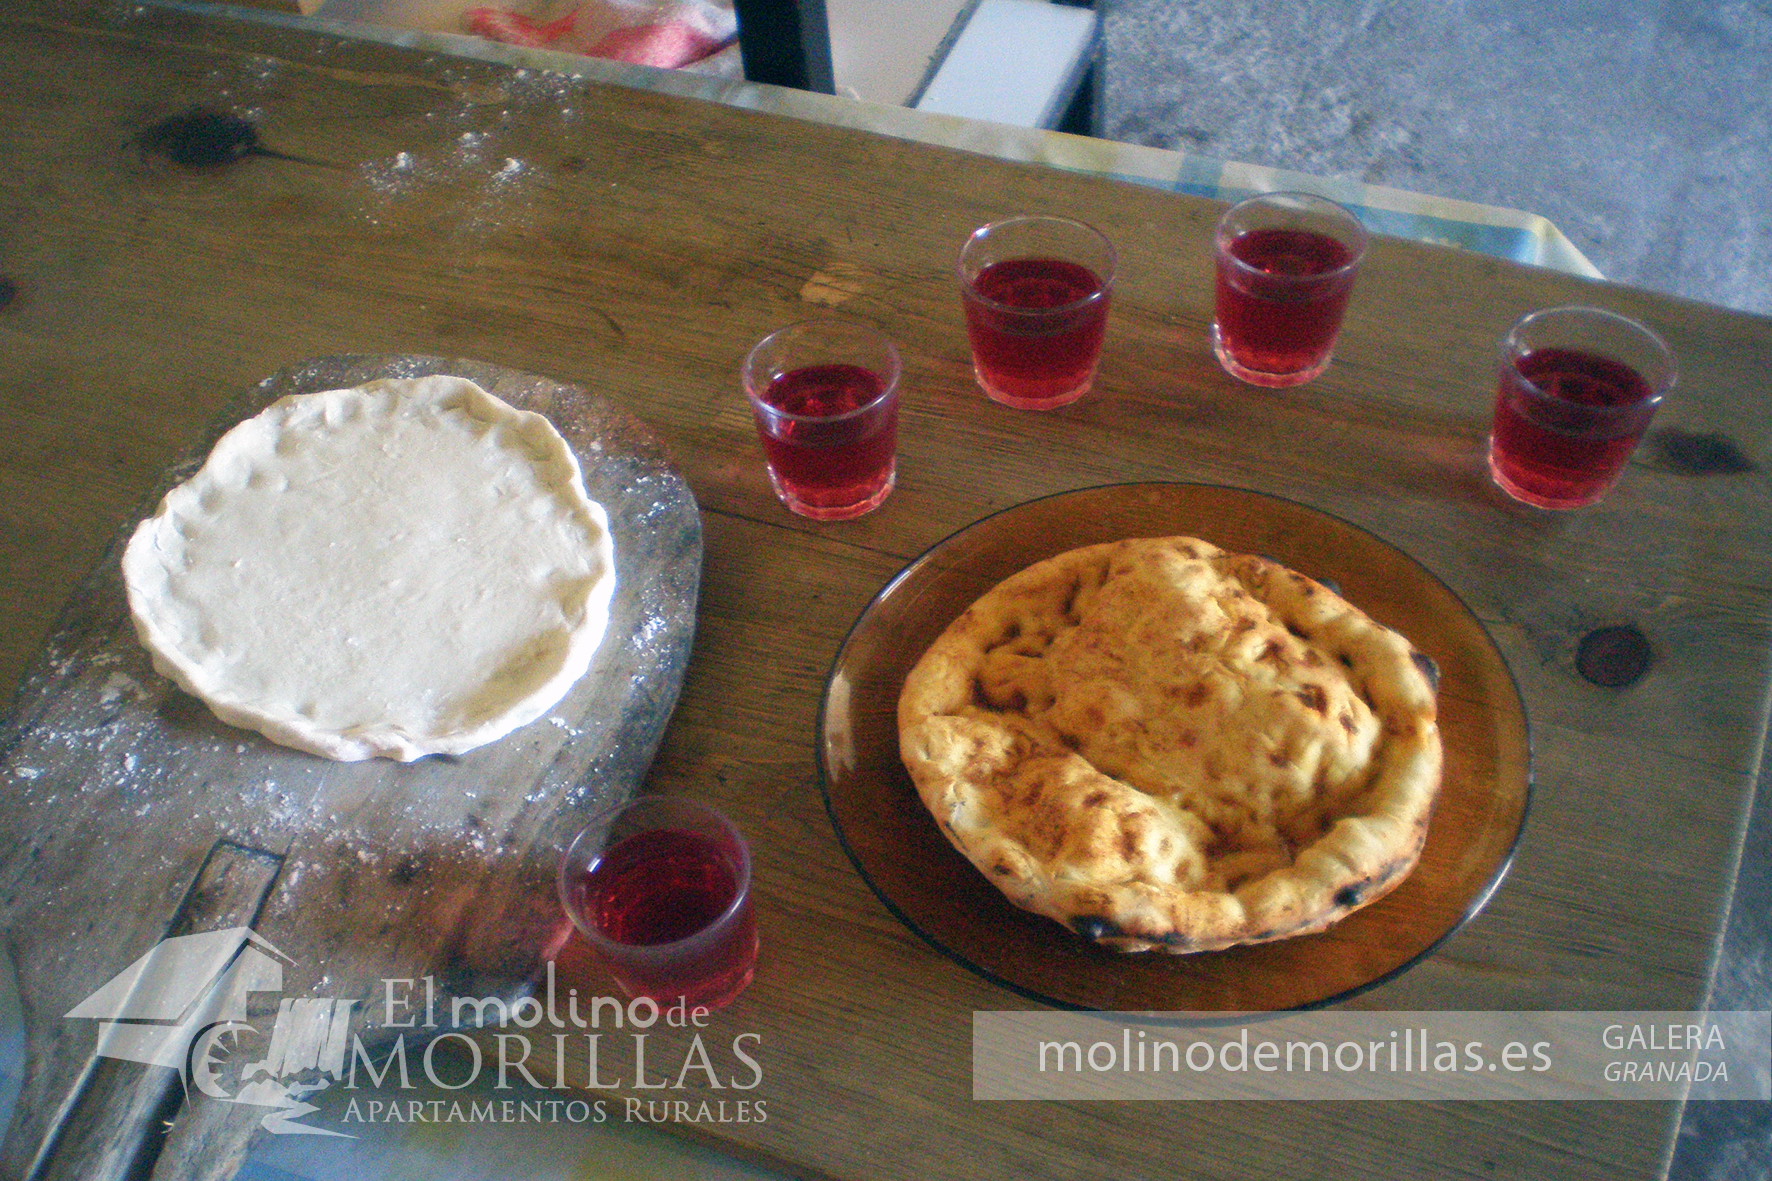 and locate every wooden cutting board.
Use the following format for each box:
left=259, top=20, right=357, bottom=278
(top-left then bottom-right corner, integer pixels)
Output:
left=0, top=355, right=702, bottom=1181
